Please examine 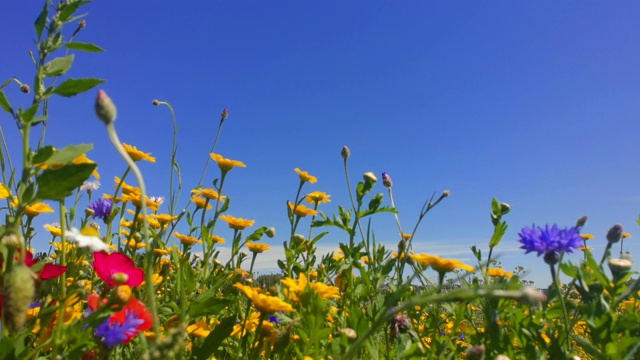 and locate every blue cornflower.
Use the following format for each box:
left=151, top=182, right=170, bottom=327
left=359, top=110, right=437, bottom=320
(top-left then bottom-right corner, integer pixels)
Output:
left=88, top=198, right=112, bottom=223
left=94, top=310, right=144, bottom=348
left=518, top=224, right=582, bottom=256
